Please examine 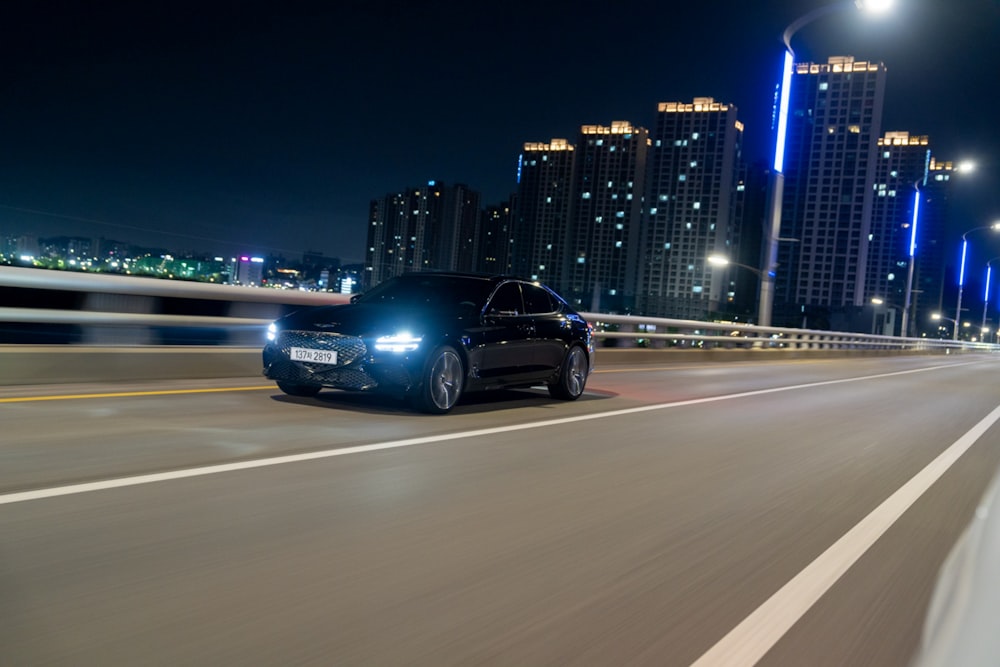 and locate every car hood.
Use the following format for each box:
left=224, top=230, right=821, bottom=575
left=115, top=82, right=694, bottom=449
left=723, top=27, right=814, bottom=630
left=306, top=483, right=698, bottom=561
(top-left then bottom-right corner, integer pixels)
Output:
left=276, top=303, right=469, bottom=338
